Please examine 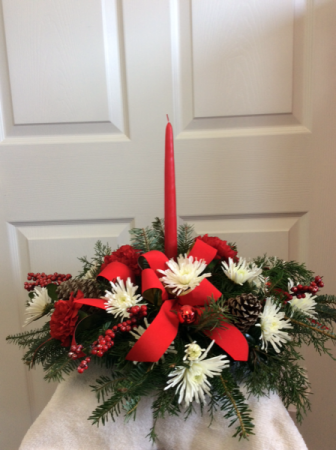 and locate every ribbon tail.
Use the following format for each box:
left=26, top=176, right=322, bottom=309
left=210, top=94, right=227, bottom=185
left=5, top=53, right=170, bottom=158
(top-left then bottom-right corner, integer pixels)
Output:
left=126, top=299, right=179, bottom=362
left=204, top=322, right=248, bottom=361
left=73, top=298, right=107, bottom=309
